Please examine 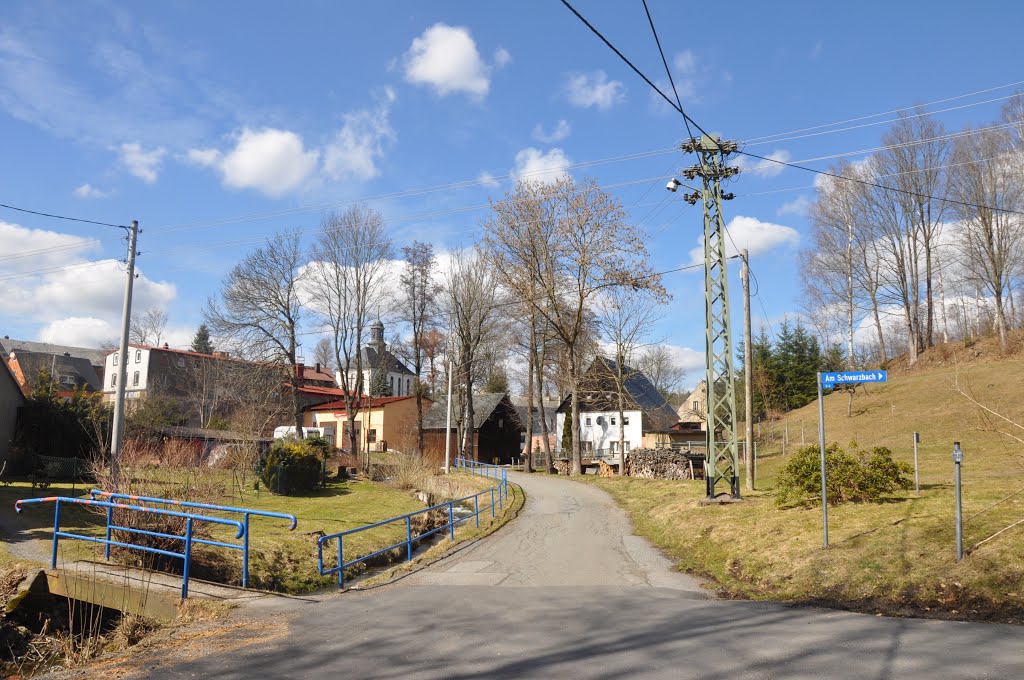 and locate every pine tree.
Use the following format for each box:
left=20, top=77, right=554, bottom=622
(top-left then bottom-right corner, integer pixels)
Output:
left=190, top=324, right=214, bottom=354
left=561, top=411, right=573, bottom=456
